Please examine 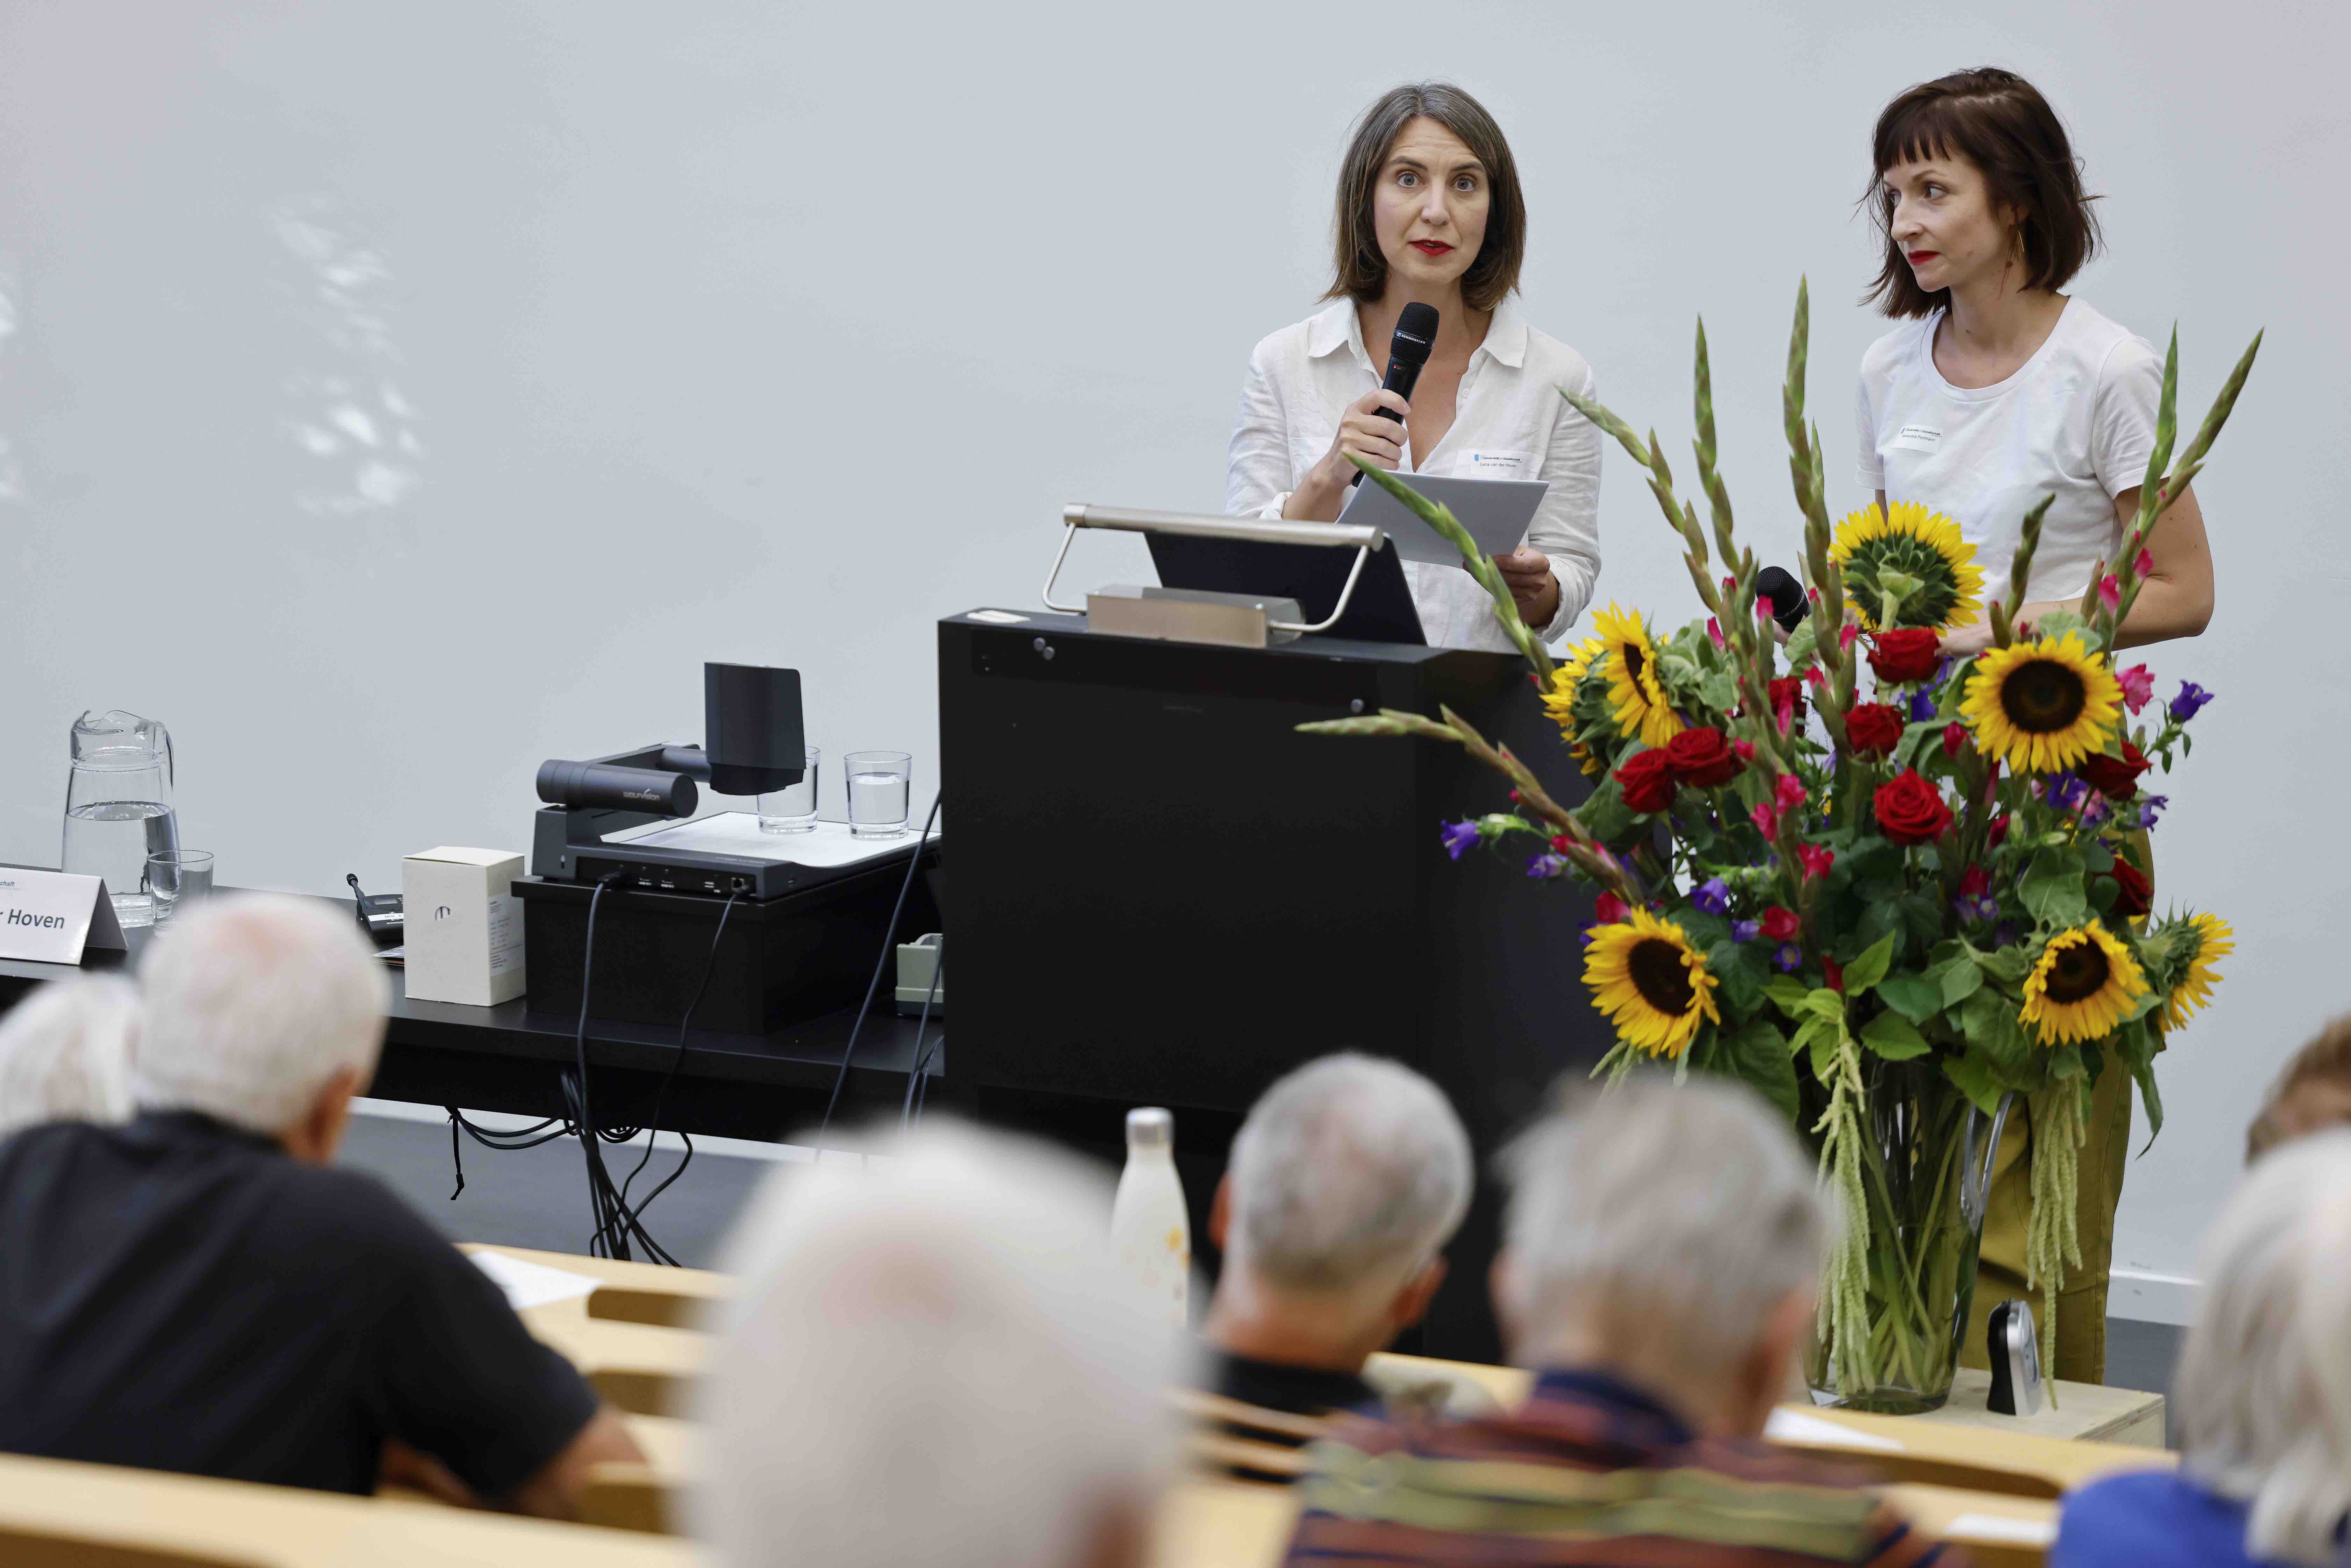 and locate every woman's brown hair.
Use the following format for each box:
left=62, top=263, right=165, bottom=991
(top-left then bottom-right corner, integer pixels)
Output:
left=1326, top=82, right=1525, bottom=314
left=1862, top=67, right=2103, bottom=319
